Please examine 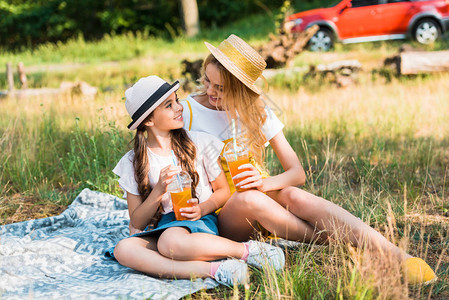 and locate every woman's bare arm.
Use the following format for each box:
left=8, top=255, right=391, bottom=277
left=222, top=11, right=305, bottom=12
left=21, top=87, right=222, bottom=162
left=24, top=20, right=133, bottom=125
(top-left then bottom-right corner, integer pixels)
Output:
left=262, top=130, right=306, bottom=191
